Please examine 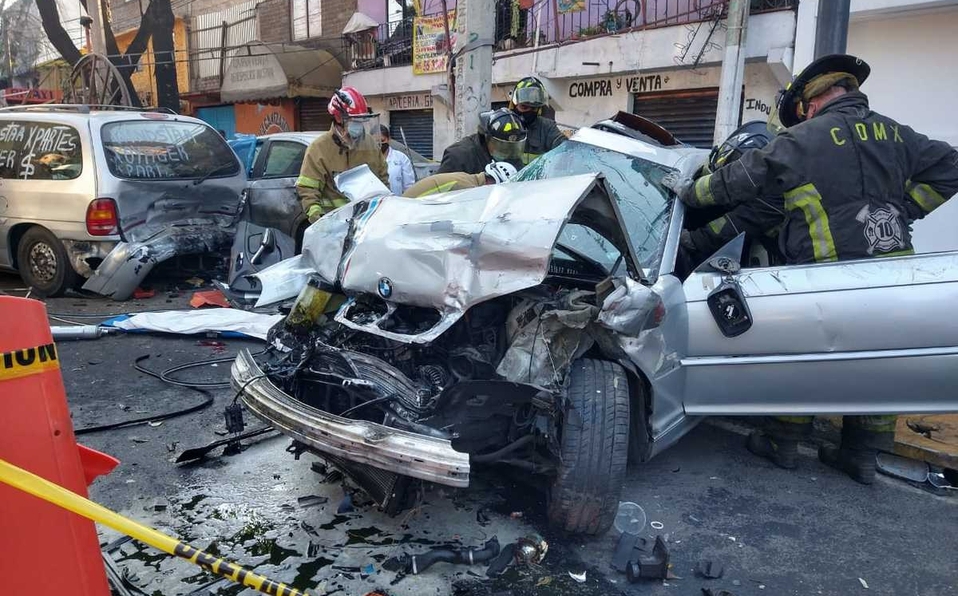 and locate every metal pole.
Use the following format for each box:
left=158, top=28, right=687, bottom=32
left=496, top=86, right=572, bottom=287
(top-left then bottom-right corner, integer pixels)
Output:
left=453, top=0, right=494, bottom=141
left=712, top=0, right=749, bottom=146
left=814, top=0, right=850, bottom=58
left=87, top=0, right=108, bottom=55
